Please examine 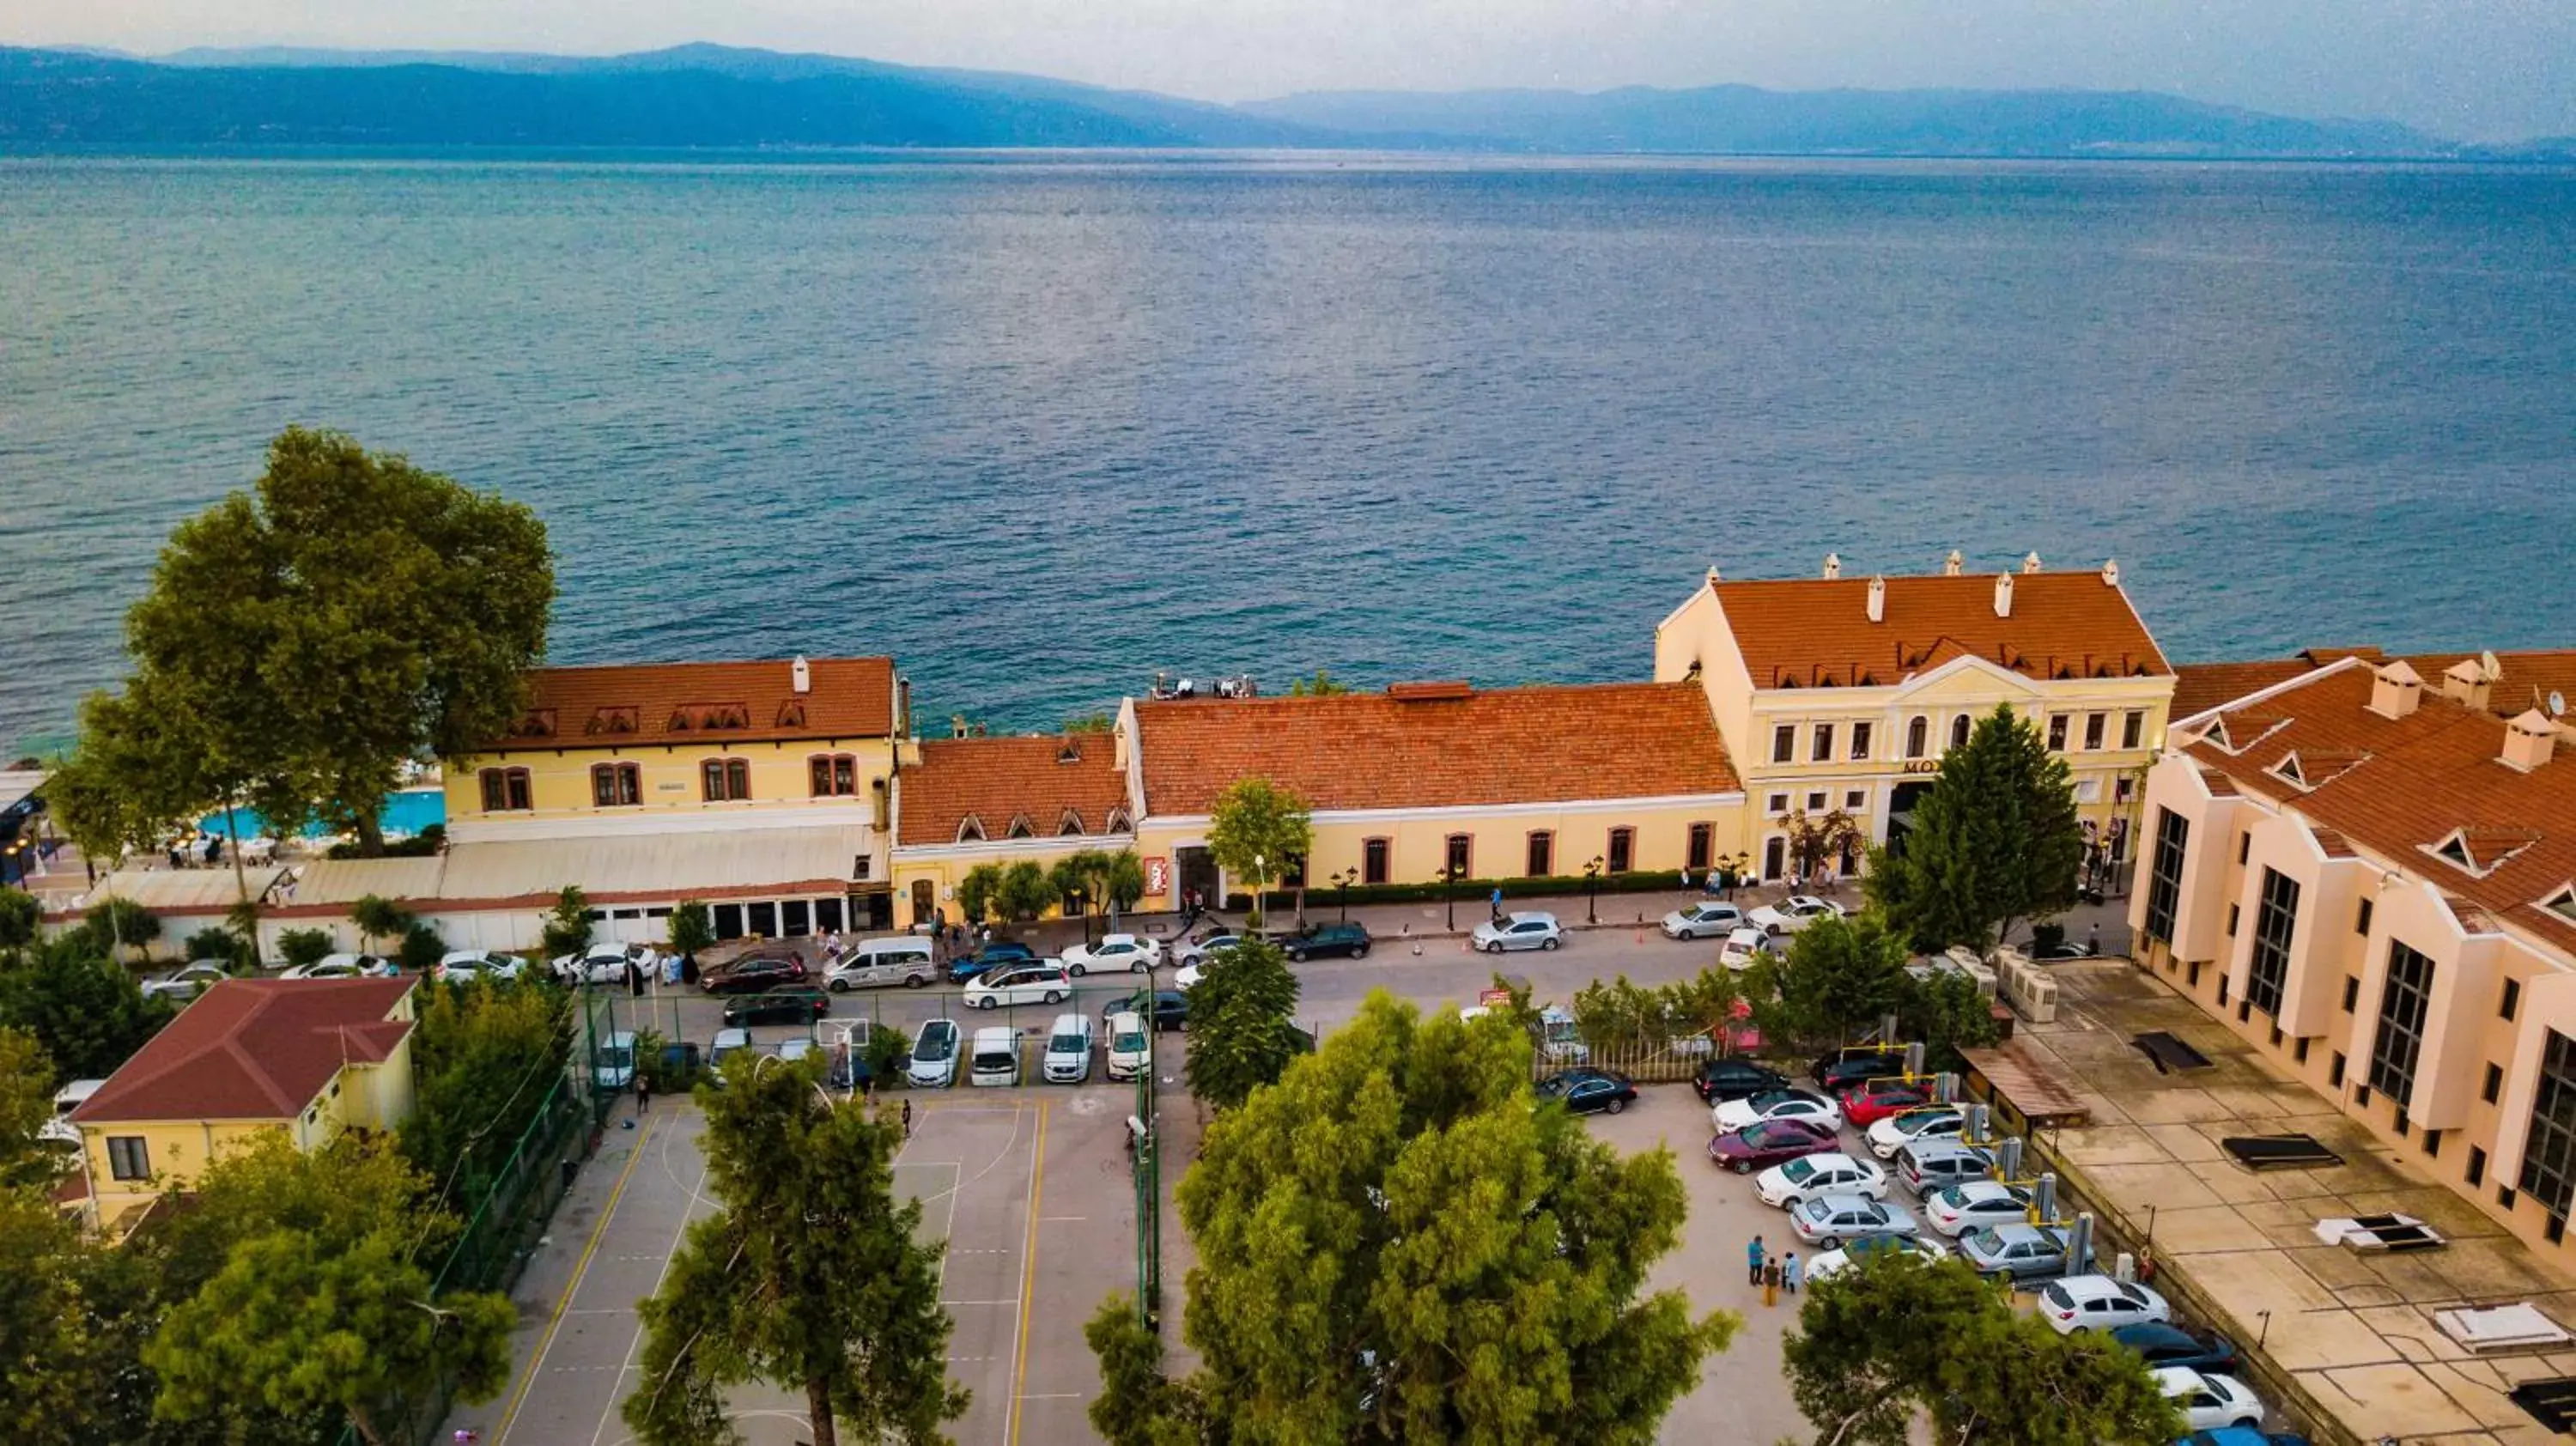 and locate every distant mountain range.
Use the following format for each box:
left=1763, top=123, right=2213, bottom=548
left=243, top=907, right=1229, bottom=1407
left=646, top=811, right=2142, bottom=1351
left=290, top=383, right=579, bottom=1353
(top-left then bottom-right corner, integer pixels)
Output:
left=2, top=43, right=2561, bottom=157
